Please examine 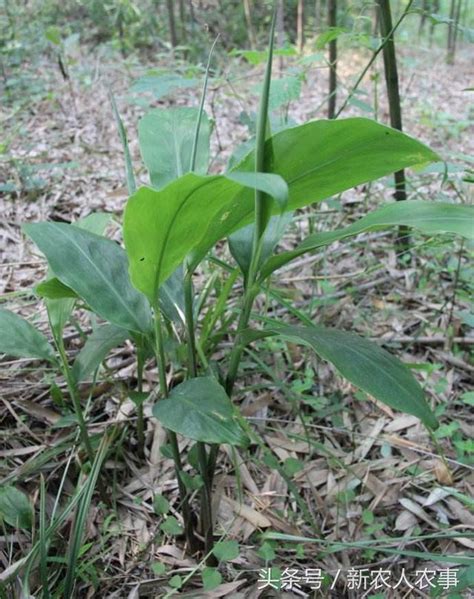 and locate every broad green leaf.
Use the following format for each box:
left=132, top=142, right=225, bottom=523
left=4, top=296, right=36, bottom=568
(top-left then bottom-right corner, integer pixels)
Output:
left=257, top=323, right=438, bottom=429
left=24, top=223, right=152, bottom=334
left=124, top=173, right=288, bottom=303
left=226, top=171, right=288, bottom=211
left=124, top=118, right=439, bottom=299
left=0, top=309, right=56, bottom=363
left=139, top=107, right=210, bottom=189
left=227, top=112, right=296, bottom=170
left=0, top=485, right=33, bottom=529
left=260, top=201, right=474, bottom=279
left=233, top=118, right=440, bottom=211
left=43, top=212, right=112, bottom=340
left=159, top=265, right=185, bottom=324
left=42, top=283, right=75, bottom=353
left=72, top=324, right=128, bottom=383
left=229, top=212, right=293, bottom=278
left=36, top=278, right=78, bottom=300
left=47, top=297, right=75, bottom=343
left=152, top=377, right=247, bottom=446
left=227, top=137, right=257, bottom=171
left=78, top=212, right=112, bottom=236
